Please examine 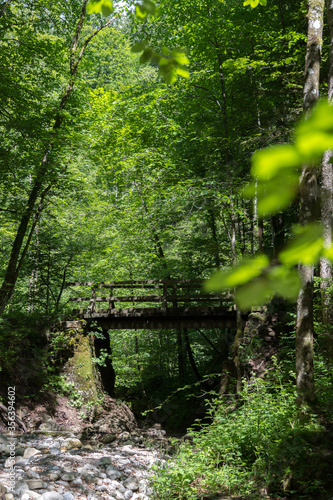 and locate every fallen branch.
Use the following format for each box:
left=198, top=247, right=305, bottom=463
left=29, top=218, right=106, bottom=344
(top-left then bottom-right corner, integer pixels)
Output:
left=0, top=402, right=28, bottom=433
